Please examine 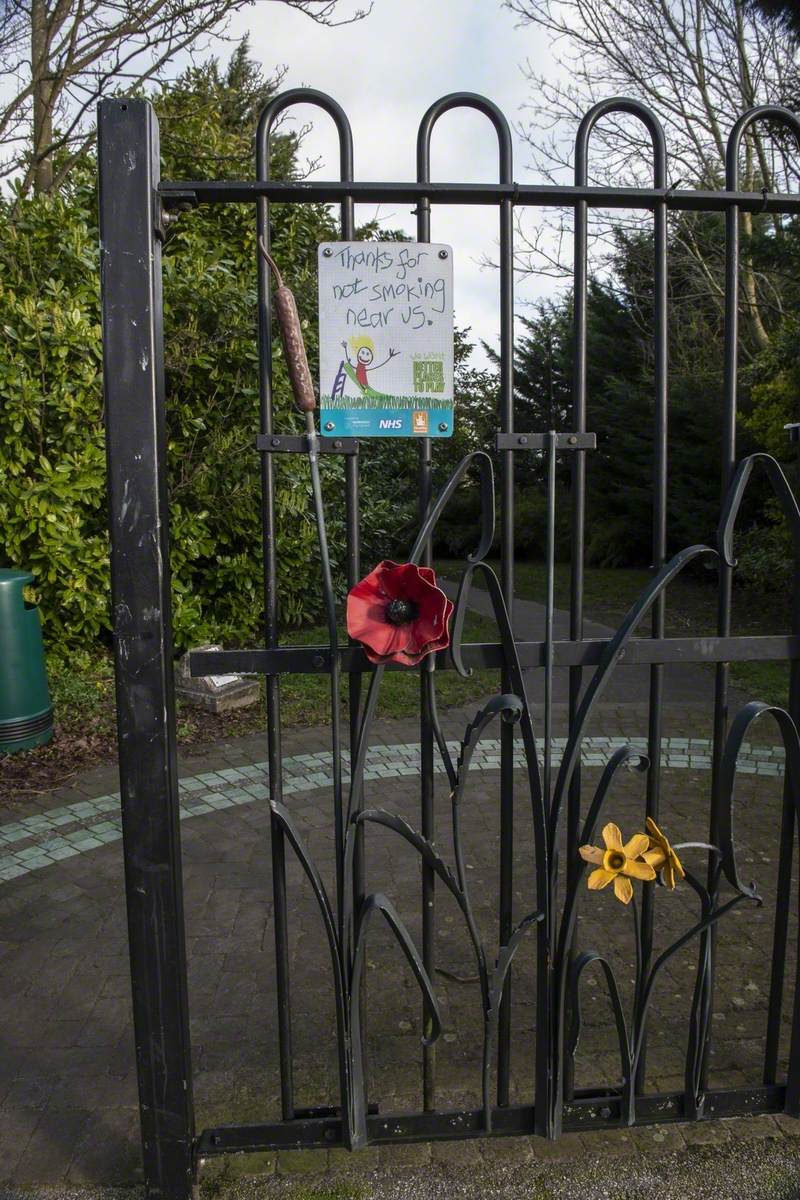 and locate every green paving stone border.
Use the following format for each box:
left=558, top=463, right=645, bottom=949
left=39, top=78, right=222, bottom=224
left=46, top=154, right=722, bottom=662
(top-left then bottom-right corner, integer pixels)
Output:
left=0, top=735, right=786, bottom=885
